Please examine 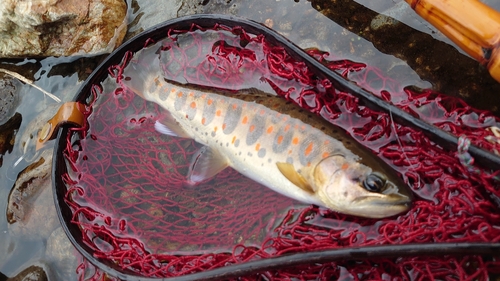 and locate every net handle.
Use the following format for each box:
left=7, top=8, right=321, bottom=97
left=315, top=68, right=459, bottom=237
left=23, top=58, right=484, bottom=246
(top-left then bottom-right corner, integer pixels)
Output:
left=404, top=0, right=500, bottom=83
